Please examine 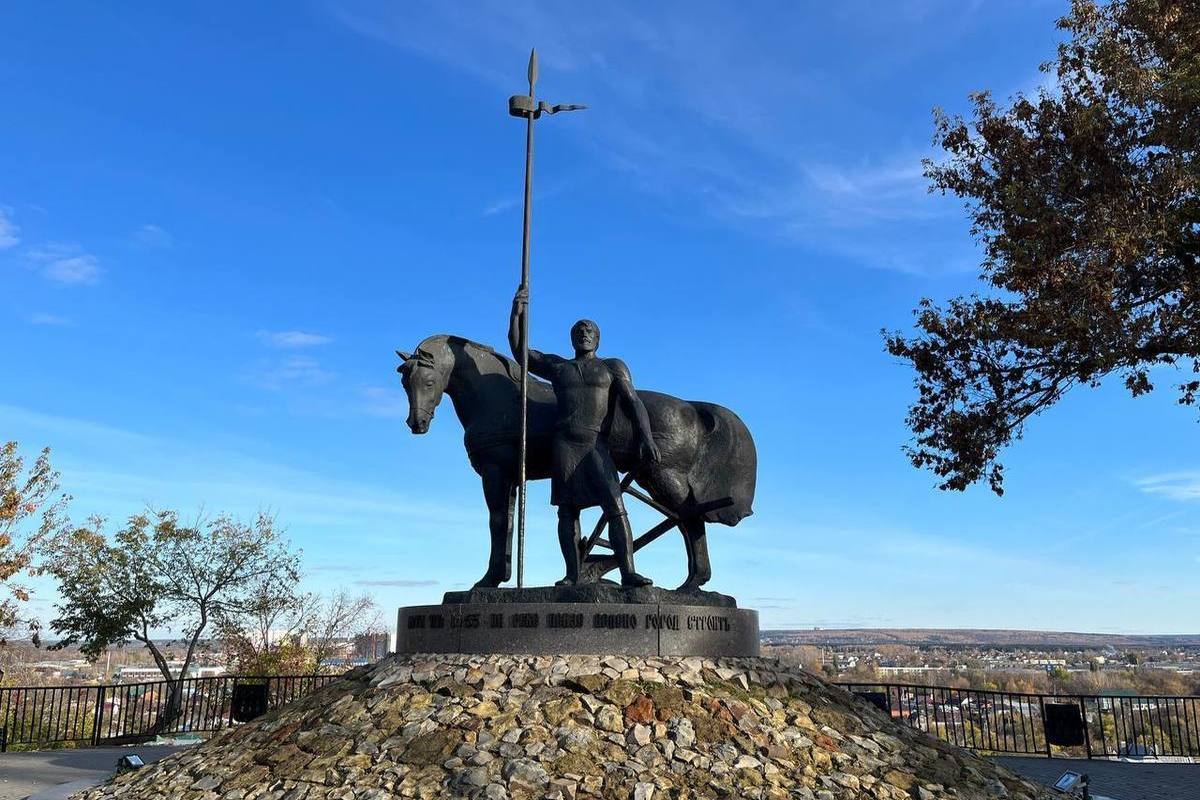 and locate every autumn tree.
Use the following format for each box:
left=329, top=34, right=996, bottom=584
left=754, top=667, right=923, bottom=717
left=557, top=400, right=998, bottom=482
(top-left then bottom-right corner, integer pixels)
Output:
left=217, top=585, right=378, bottom=676
left=886, top=0, right=1200, bottom=493
left=213, top=570, right=312, bottom=675
left=303, top=591, right=379, bottom=674
left=45, top=510, right=299, bottom=722
left=0, top=442, right=69, bottom=645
